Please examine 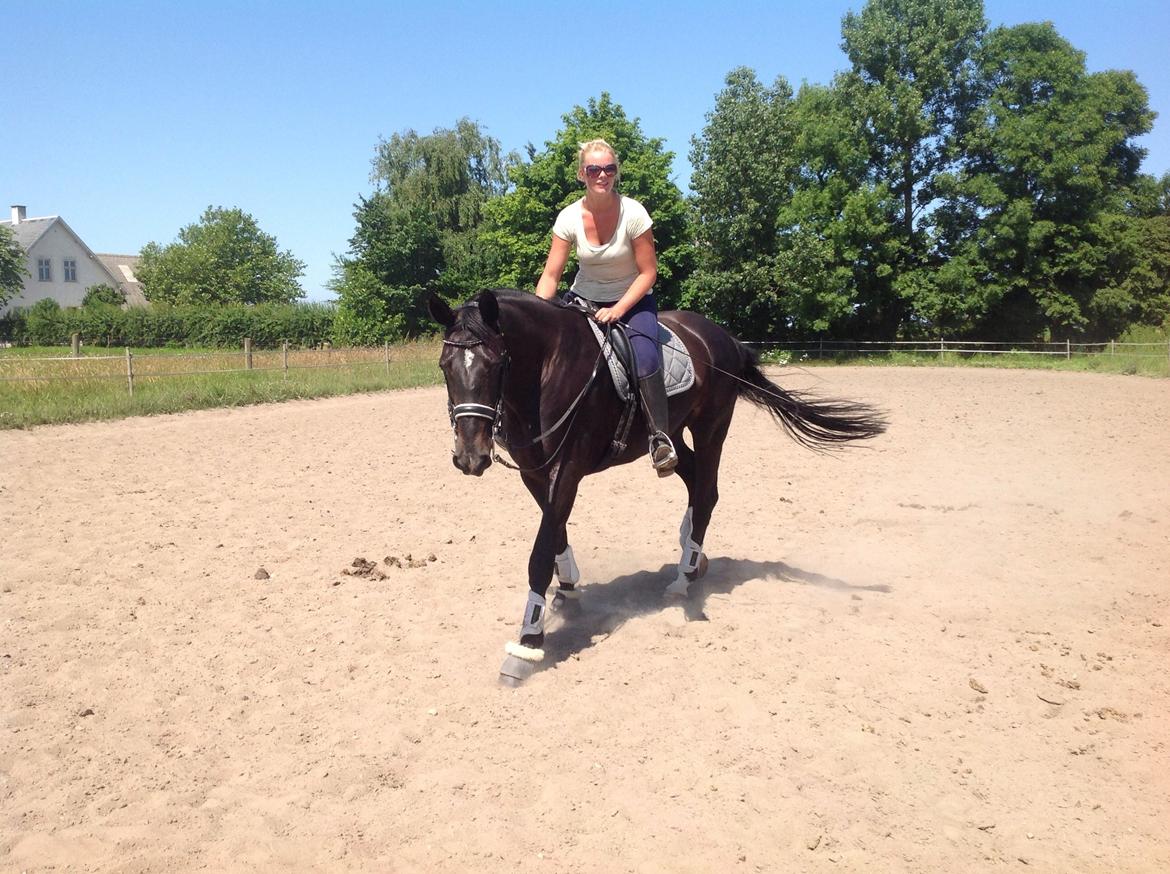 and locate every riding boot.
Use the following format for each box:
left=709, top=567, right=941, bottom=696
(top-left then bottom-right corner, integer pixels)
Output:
left=638, top=371, right=678, bottom=477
